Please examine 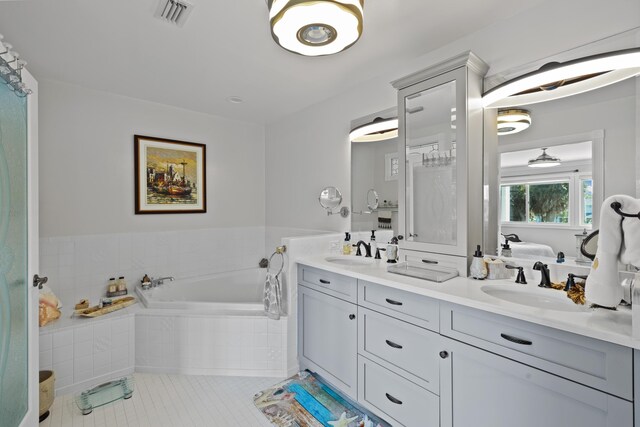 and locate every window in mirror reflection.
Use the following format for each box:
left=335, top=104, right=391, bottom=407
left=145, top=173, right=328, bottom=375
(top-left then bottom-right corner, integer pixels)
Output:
left=500, top=141, right=593, bottom=229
